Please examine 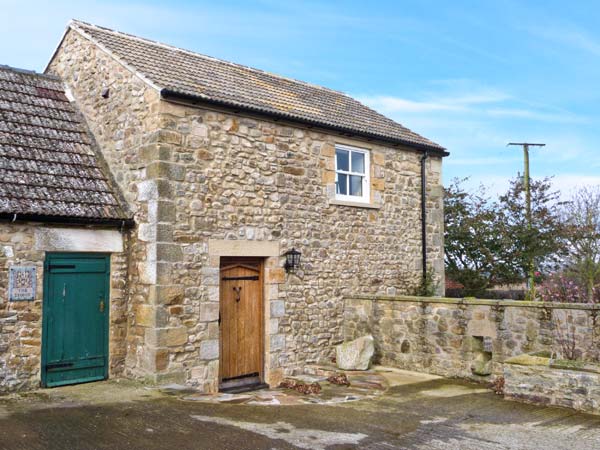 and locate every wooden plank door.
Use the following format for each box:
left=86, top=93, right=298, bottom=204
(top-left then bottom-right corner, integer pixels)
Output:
left=42, top=253, right=110, bottom=387
left=219, top=258, right=263, bottom=385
